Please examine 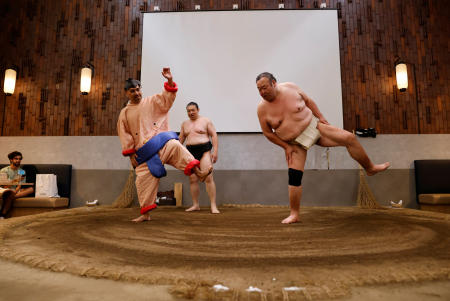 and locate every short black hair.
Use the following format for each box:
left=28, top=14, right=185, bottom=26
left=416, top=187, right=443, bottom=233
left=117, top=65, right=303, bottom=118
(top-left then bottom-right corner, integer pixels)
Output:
left=256, top=72, right=277, bottom=83
left=8, top=151, right=22, bottom=160
left=186, top=102, right=199, bottom=109
left=124, top=78, right=141, bottom=91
